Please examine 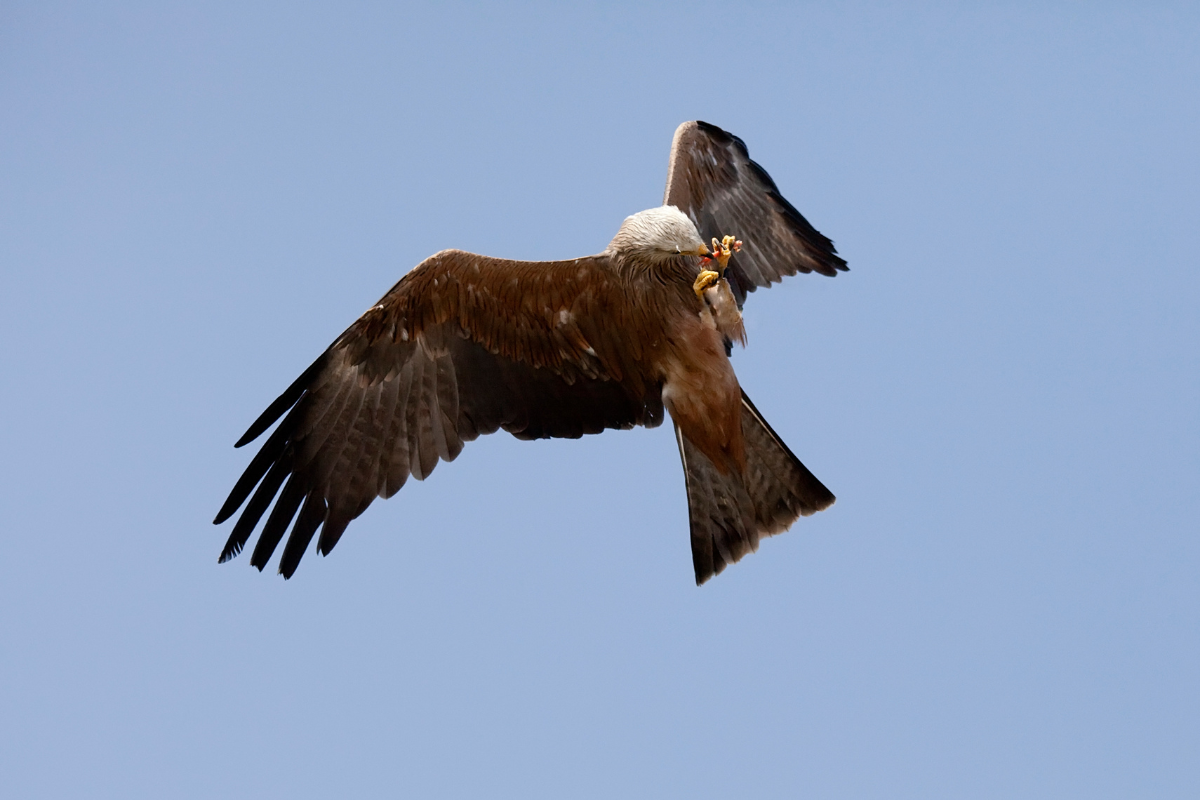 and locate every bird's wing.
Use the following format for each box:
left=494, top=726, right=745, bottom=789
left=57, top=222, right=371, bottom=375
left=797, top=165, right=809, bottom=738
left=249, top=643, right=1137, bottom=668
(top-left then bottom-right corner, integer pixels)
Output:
left=663, top=120, right=847, bottom=306
left=214, top=250, right=663, bottom=577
